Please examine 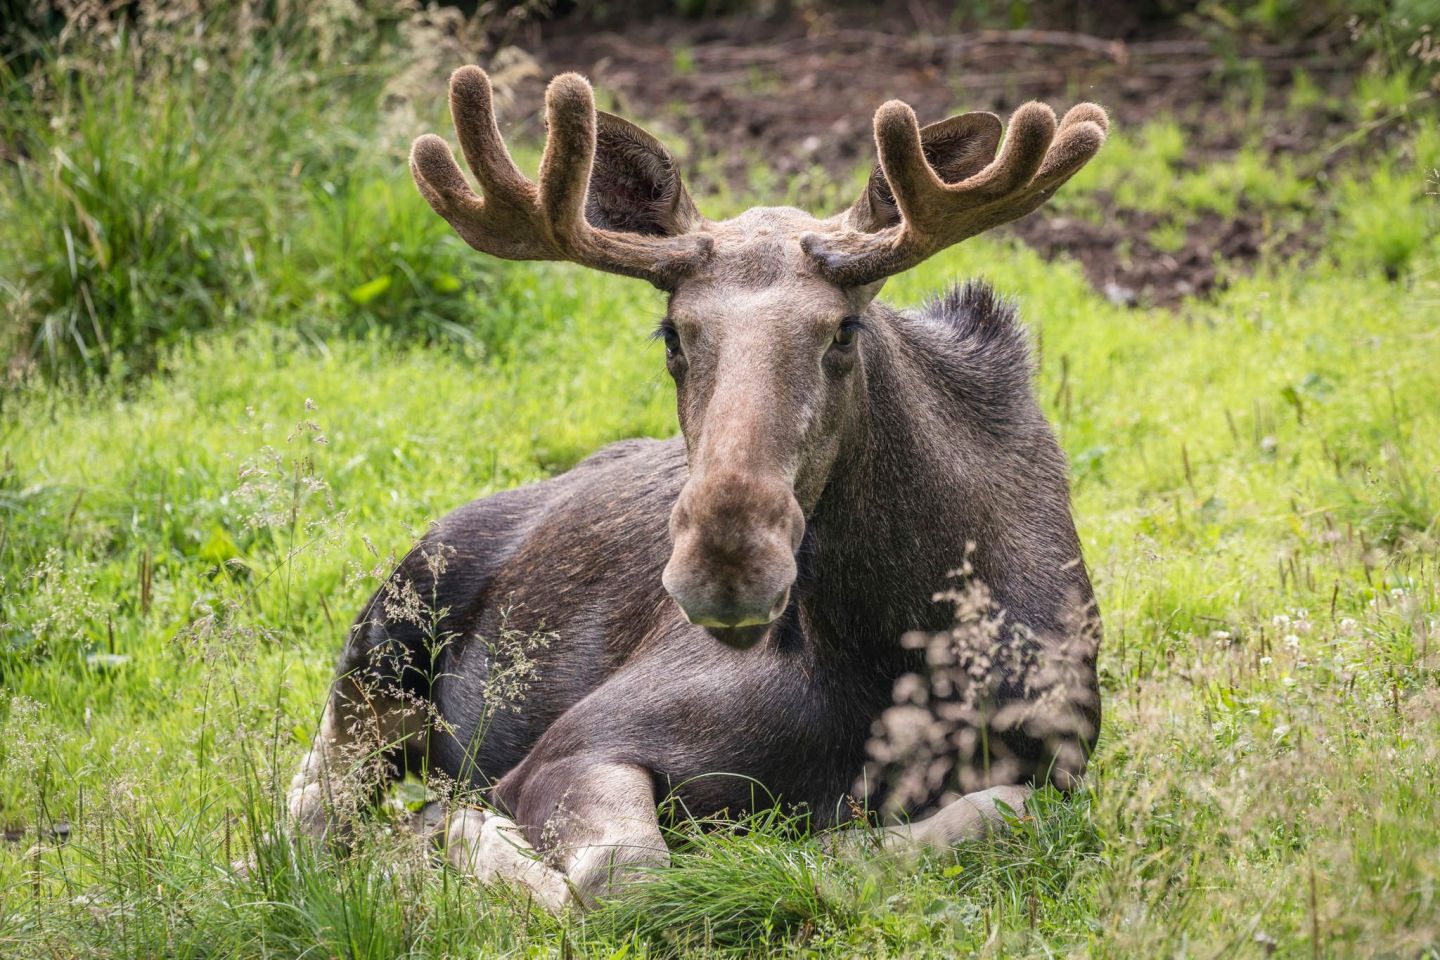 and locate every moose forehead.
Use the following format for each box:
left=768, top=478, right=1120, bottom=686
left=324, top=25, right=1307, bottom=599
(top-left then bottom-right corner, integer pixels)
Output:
left=667, top=206, right=858, bottom=328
